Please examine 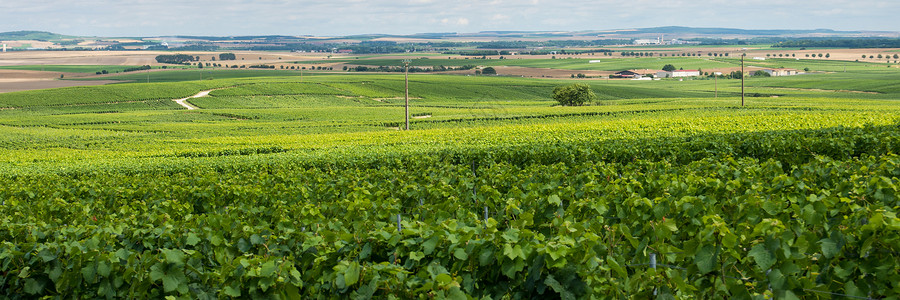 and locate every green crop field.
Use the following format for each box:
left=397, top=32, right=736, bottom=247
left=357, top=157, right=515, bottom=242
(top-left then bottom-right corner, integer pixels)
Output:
left=326, top=57, right=742, bottom=72
left=73, top=68, right=308, bottom=82
left=1, top=56, right=900, bottom=299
